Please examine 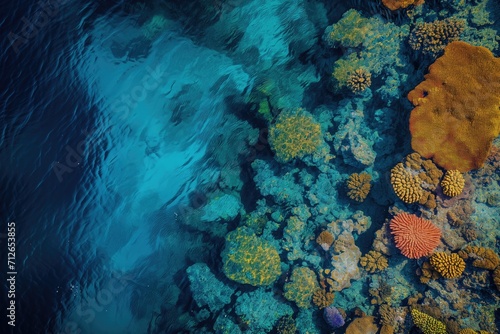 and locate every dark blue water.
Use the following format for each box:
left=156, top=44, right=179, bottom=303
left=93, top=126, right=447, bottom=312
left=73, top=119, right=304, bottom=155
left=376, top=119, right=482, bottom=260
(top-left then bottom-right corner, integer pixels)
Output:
left=2, top=0, right=500, bottom=334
